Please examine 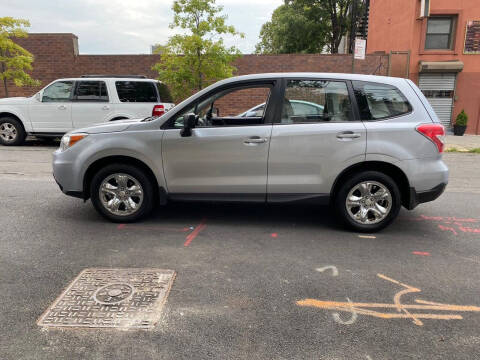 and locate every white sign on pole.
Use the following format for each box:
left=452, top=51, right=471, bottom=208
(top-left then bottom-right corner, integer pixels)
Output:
left=354, top=38, right=366, bottom=60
